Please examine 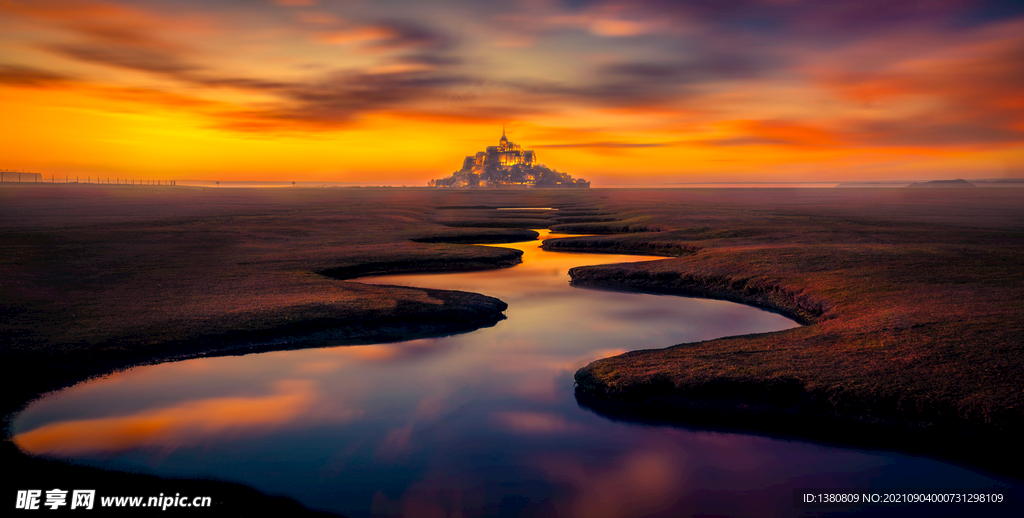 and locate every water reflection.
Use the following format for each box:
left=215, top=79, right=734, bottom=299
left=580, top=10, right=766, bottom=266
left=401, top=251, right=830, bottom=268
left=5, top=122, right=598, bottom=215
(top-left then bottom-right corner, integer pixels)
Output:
left=13, top=231, right=1019, bottom=517
left=16, top=379, right=324, bottom=455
